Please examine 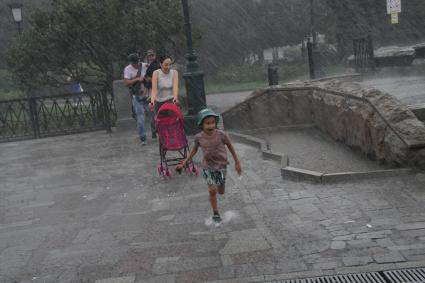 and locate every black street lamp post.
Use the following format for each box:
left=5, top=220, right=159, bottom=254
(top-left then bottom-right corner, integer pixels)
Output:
left=8, top=2, right=23, bottom=35
left=310, top=0, right=316, bottom=44
left=308, top=0, right=324, bottom=79
left=180, top=0, right=207, bottom=135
